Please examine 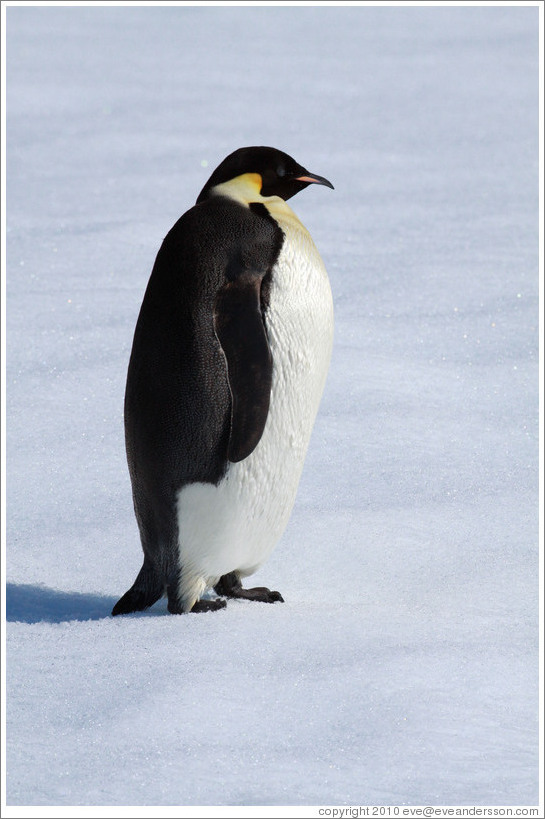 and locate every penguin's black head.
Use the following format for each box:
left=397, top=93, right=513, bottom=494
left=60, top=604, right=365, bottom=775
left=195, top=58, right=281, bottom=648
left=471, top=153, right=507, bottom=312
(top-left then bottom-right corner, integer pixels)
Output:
left=196, top=146, right=334, bottom=204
